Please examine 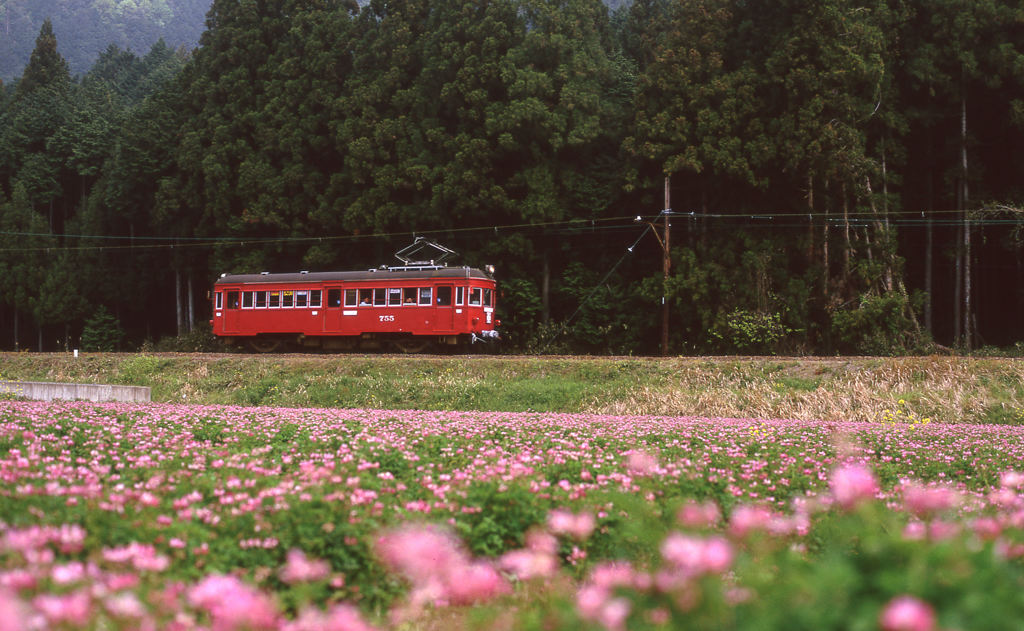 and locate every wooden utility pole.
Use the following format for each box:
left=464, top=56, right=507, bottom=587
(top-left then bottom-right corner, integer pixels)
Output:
left=661, top=176, right=671, bottom=356
left=637, top=177, right=672, bottom=356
